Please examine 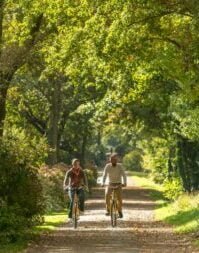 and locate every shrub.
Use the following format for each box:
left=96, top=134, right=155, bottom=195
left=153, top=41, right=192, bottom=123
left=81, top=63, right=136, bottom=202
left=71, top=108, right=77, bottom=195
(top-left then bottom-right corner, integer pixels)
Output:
left=0, top=141, right=44, bottom=243
left=0, top=205, right=28, bottom=243
left=163, top=177, right=184, bottom=200
left=123, top=149, right=143, bottom=171
left=38, top=164, right=69, bottom=213
left=141, top=137, right=169, bottom=184
left=175, top=193, right=199, bottom=211
left=84, top=160, right=98, bottom=188
left=85, top=169, right=98, bottom=189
